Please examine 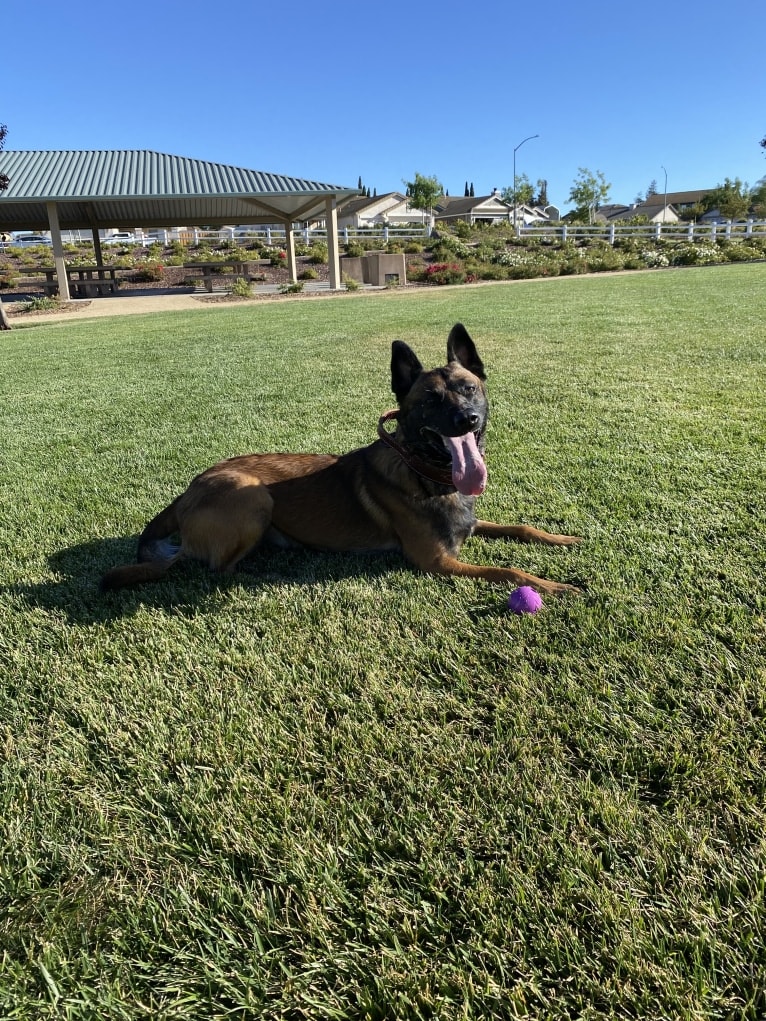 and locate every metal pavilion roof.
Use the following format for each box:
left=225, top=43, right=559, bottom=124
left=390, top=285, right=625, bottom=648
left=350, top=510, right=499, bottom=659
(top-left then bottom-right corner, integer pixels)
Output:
left=0, top=149, right=360, bottom=231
